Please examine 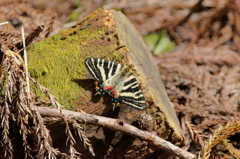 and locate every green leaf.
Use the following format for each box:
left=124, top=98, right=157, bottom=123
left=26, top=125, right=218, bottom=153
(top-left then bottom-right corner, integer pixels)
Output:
left=143, top=30, right=175, bottom=55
